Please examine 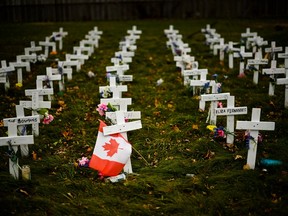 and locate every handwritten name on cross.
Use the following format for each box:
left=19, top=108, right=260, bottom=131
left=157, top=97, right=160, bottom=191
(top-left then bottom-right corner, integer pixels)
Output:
left=236, top=108, right=275, bottom=169
left=233, top=46, right=253, bottom=75
left=3, top=114, right=40, bottom=156
left=201, top=93, right=230, bottom=125
left=246, top=51, right=268, bottom=84
left=51, top=27, right=68, bottom=50
left=39, top=37, right=56, bottom=58
left=0, top=136, right=34, bottom=179
left=0, top=60, right=15, bottom=90
left=278, top=47, right=288, bottom=76
left=262, top=60, right=285, bottom=96
left=215, top=96, right=248, bottom=144
left=265, top=41, right=283, bottom=60
left=9, top=56, right=31, bottom=84
left=103, top=111, right=142, bottom=173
